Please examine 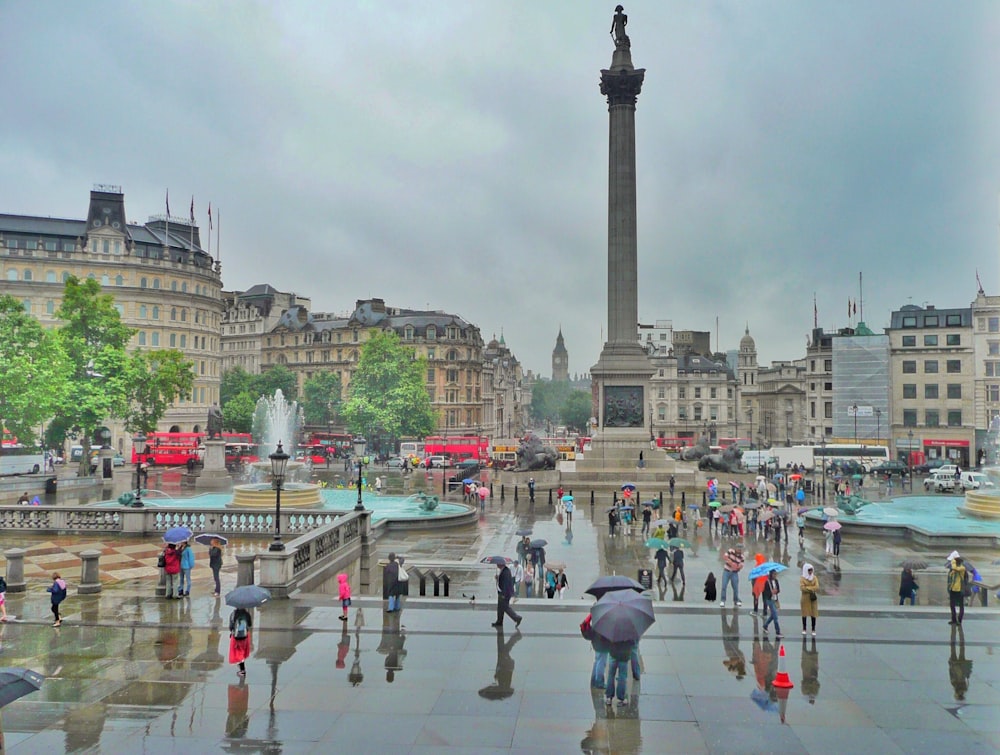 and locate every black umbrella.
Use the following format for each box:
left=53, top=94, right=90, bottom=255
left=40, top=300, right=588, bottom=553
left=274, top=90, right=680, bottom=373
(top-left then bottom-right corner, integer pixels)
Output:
left=899, top=559, right=929, bottom=570
left=591, top=590, right=655, bottom=643
left=529, top=539, right=548, bottom=549
left=481, top=556, right=512, bottom=566
left=585, top=575, right=645, bottom=600
left=225, top=585, right=271, bottom=609
left=515, top=529, right=533, bottom=537
left=0, top=668, right=44, bottom=708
